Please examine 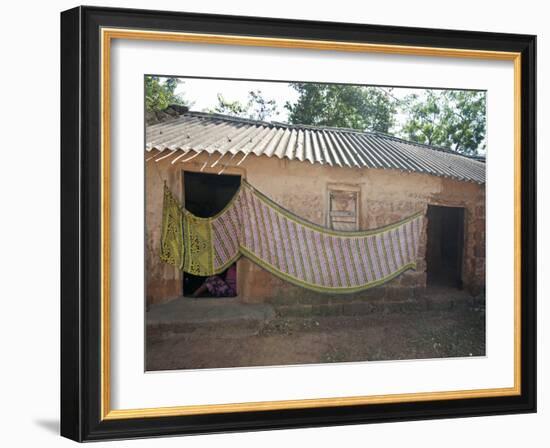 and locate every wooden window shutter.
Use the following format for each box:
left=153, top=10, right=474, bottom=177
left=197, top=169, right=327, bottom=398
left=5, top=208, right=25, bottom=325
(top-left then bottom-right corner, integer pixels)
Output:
left=328, top=189, right=359, bottom=231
